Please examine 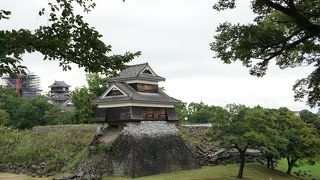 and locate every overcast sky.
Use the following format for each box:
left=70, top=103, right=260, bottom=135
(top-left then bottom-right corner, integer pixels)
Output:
left=1, top=0, right=317, bottom=111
